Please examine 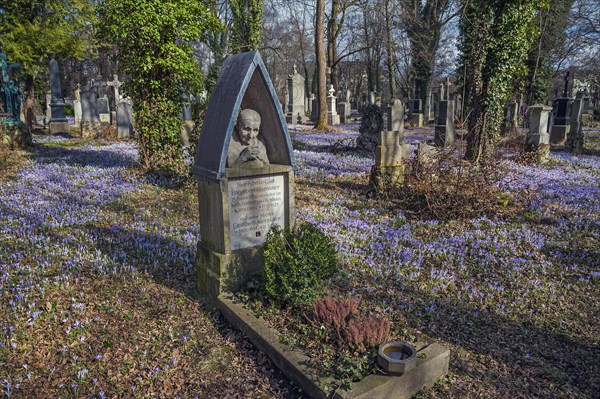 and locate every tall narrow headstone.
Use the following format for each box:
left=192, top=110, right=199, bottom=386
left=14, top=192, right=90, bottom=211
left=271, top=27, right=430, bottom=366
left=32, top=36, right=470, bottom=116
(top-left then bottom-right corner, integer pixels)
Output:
left=286, top=65, right=307, bottom=124
left=337, top=102, right=350, bottom=124
left=117, top=100, right=134, bottom=138
left=434, top=99, right=455, bottom=147
left=97, top=96, right=111, bottom=126
left=193, top=51, right=296, bottom=302
left=327, top=85, right=340, bottom=125
left=48, top=59, right=70, bottom=134
left=409, top=98, right=423, bottom=127
left=180, top=94, right=195, bottom=145
left=44, top=90, right=52, bottom=126
left=73, top=84, right=82, bottom=126
left=565, top=93, right=584, bottom=153
left=80, top=85, right=100, bottom=138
